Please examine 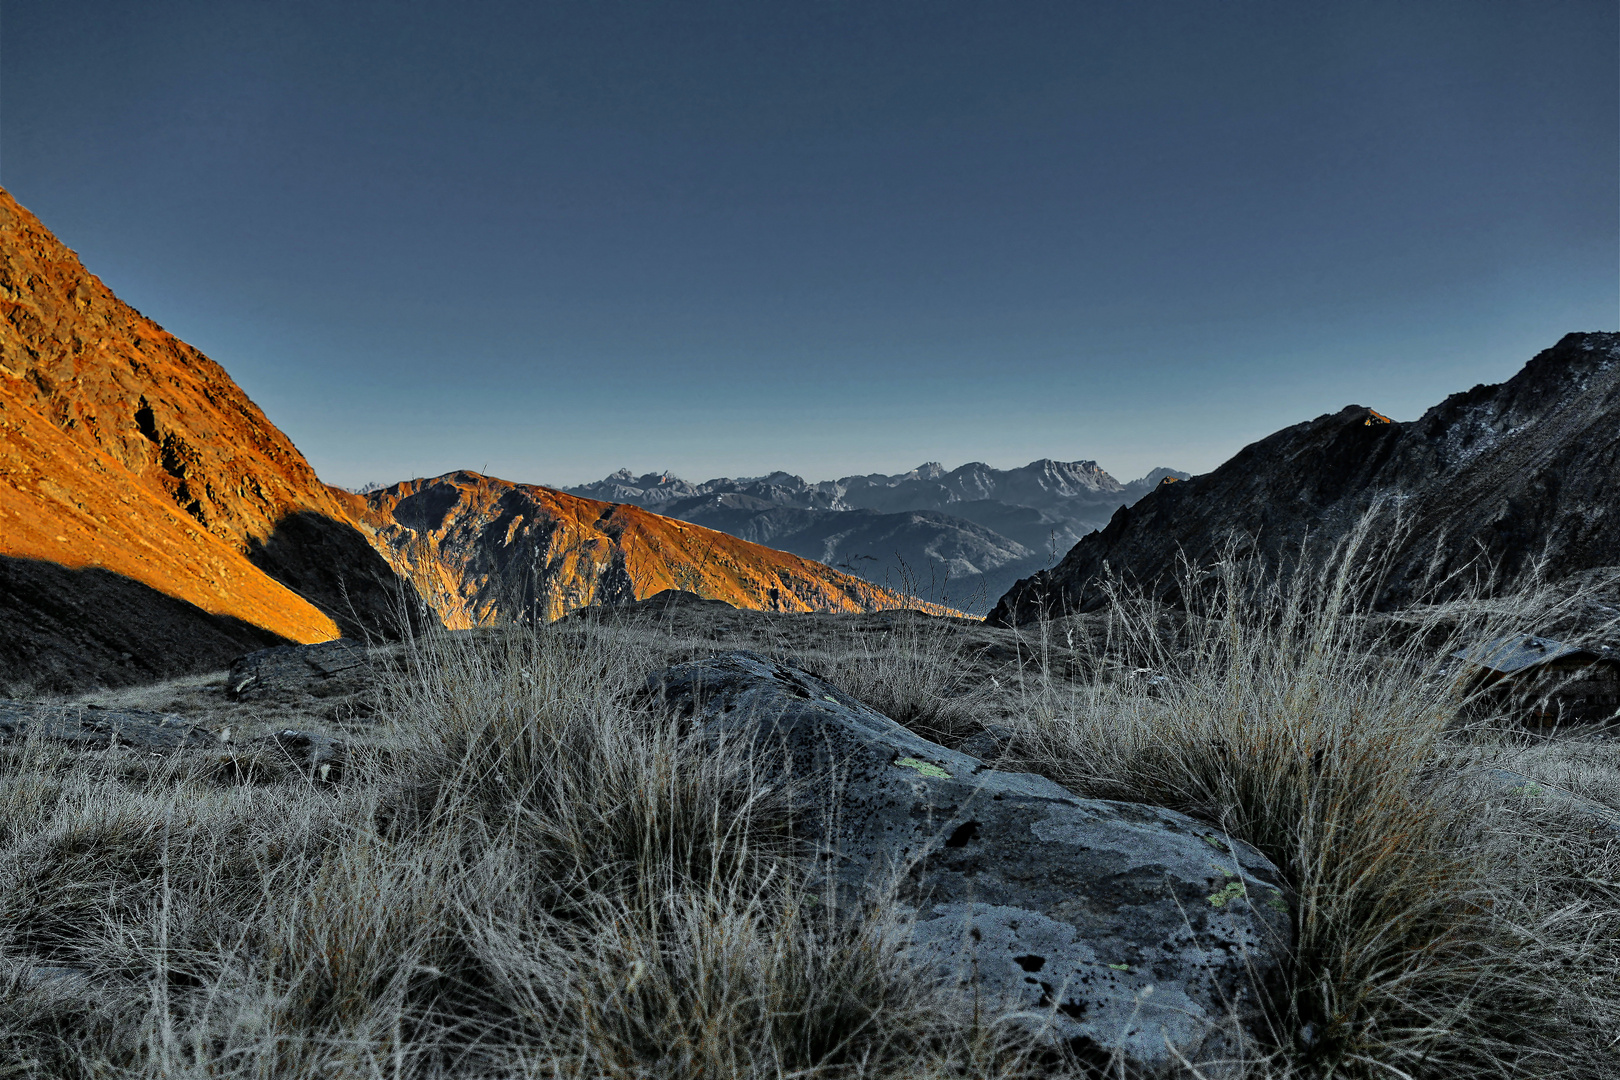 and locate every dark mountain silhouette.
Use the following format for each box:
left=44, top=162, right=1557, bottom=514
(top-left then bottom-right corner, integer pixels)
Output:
left=988, top=333, right=1620, bottom=626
